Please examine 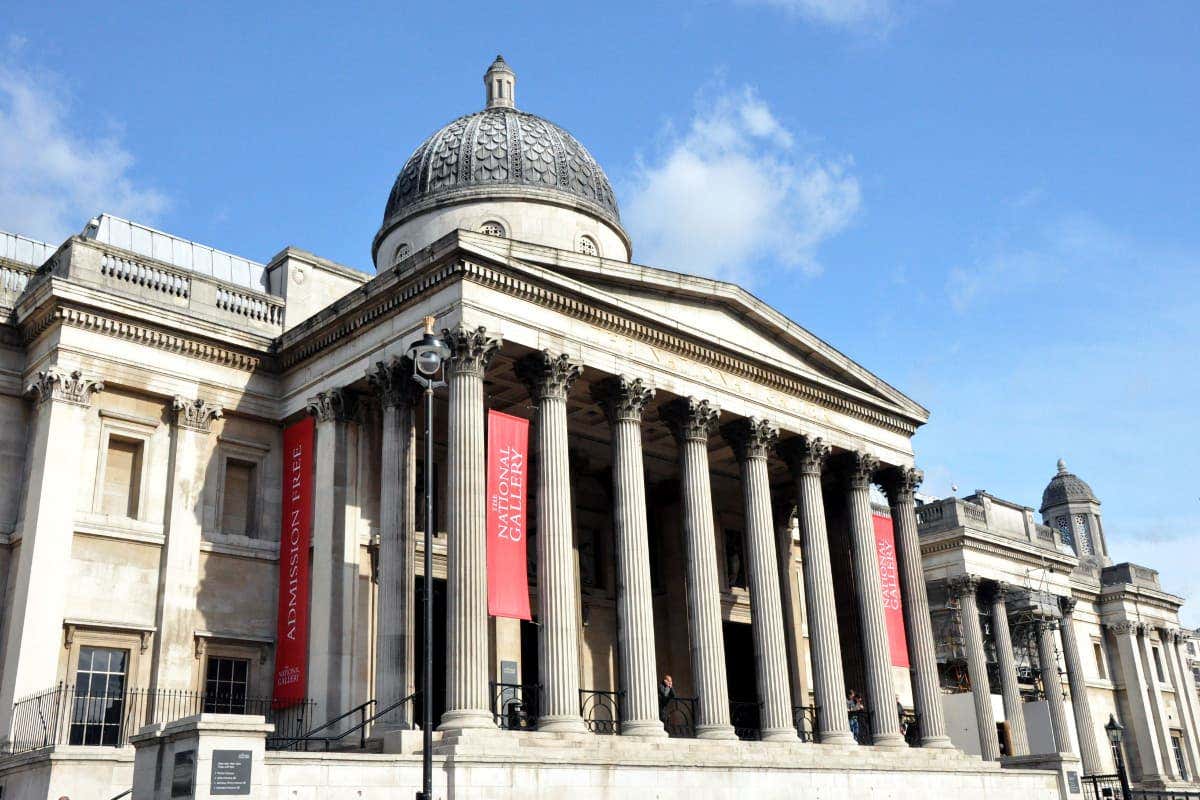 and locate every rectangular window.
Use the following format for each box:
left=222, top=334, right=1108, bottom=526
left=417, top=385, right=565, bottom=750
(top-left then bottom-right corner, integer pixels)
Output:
left=1093, top=641, right=1107, bottom=680
left=70, top=646, right=128, bottom=746
left=102, top=437, right=142, bottom=518
left=1172, top=731, right=1190, bottom=781
left=1154, top=647, right=1166, bottom=683
left=221, top=459, right=257, bottom=537
left=203, top=656, right=249, bottom=714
